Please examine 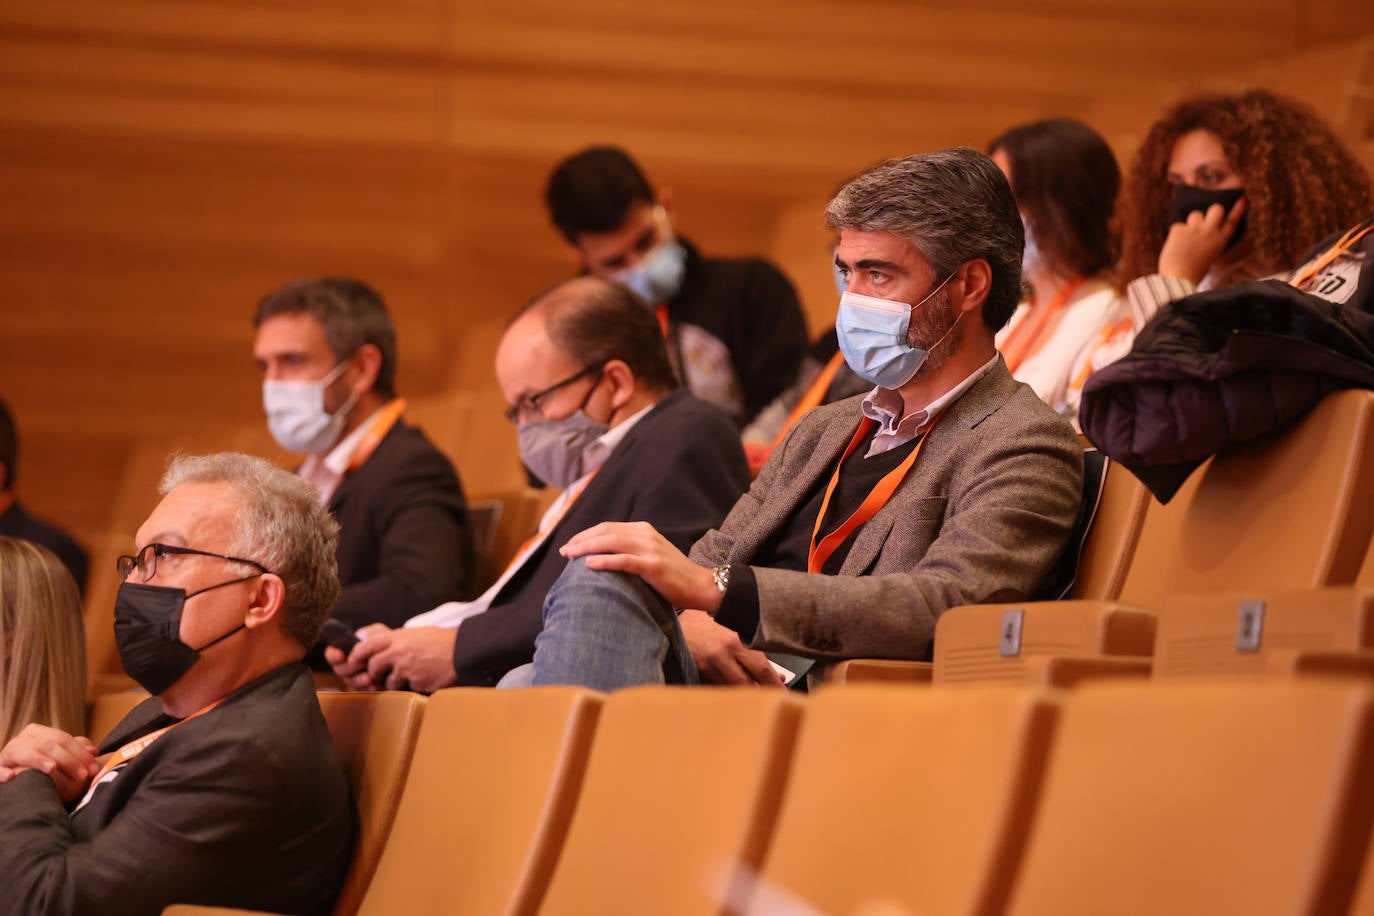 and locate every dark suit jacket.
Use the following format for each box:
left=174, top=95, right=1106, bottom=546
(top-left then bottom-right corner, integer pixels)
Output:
left=0, top=500, right=89, bottom=596
left=0, top=663, right=353, bottom=916
left=330, top=419, right=475, bottom=629
left=671, top=240, right=808, bottom=424
left=694, top=359, right=1084, bottom=662
left=451, top=390, right=750, bottom=686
